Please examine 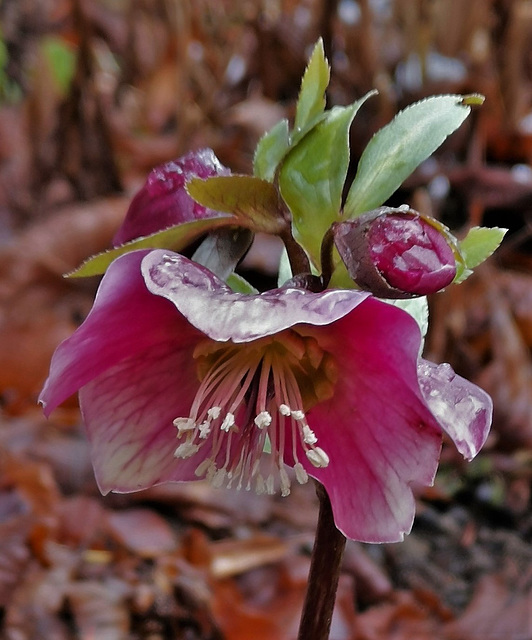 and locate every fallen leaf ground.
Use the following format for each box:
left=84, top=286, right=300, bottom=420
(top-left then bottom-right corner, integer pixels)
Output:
left=0, top=2, right=531, bottom=639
